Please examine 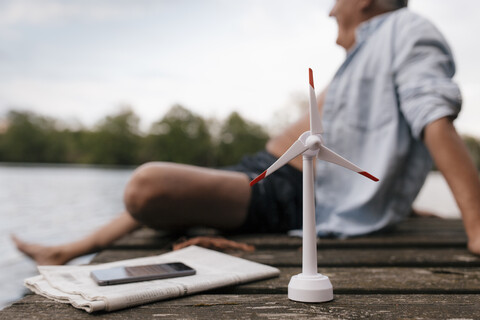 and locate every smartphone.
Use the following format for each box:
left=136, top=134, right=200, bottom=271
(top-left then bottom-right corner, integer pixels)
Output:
left=90, top=262, right=196, bottom=286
